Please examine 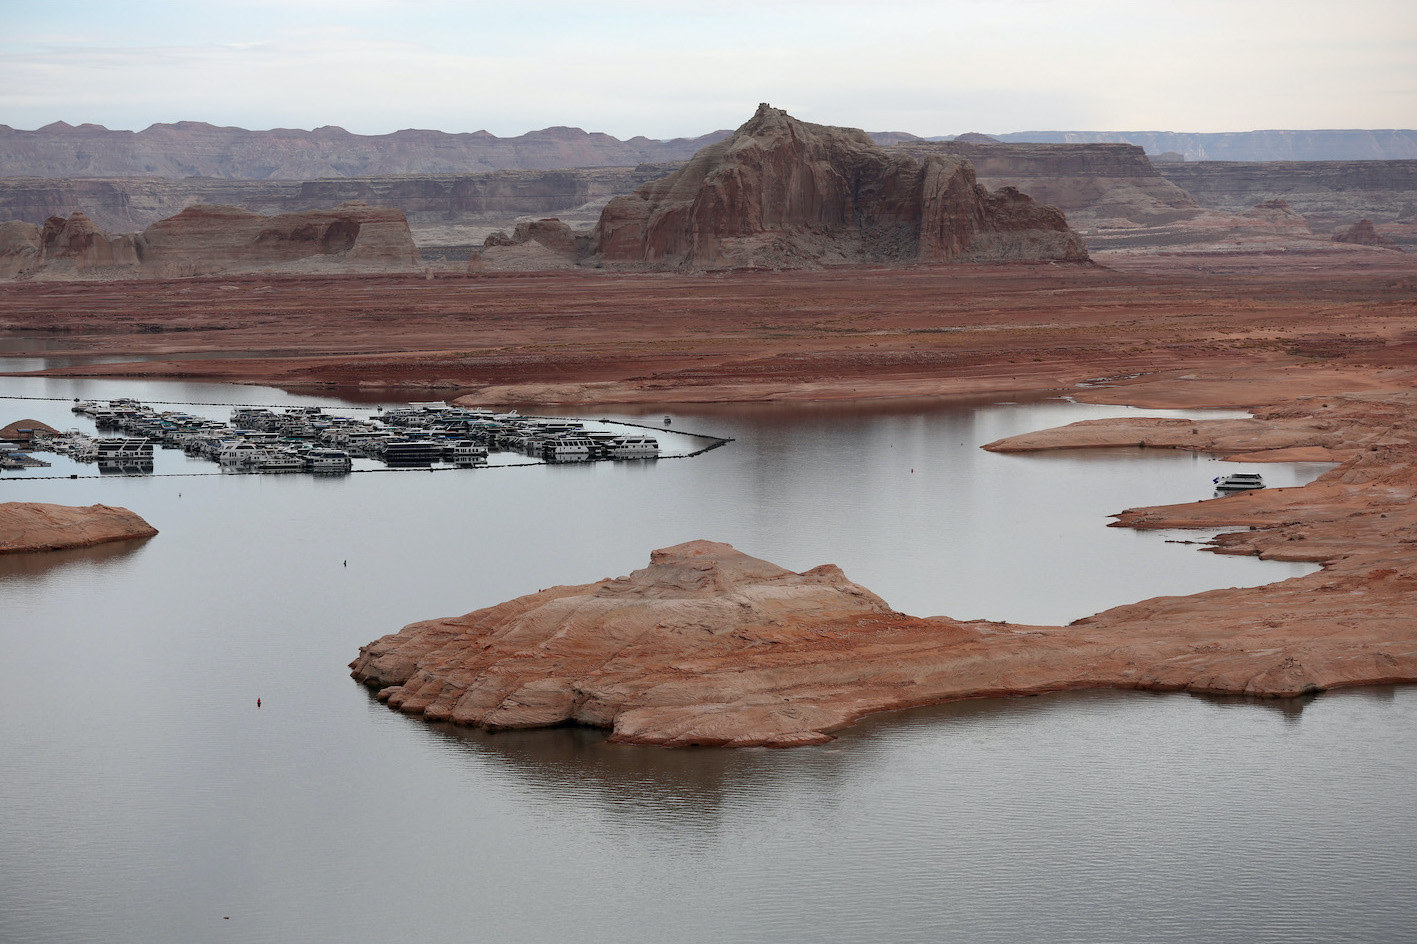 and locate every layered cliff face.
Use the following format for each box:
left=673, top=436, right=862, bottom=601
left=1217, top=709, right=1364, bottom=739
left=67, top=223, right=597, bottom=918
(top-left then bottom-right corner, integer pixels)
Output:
left=0, top=120, right=731, bottom=179
left=2, top=202, right=421, bottom=279
left=0, top=211, right=141, bottom=278
left=138, top=202, right=420, bottom=277
left=893, top=140, right=1203, bottom=227
left=1159, top=160, right=1417, bottom=248
left=593, top=105, right=1088, bottom=269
